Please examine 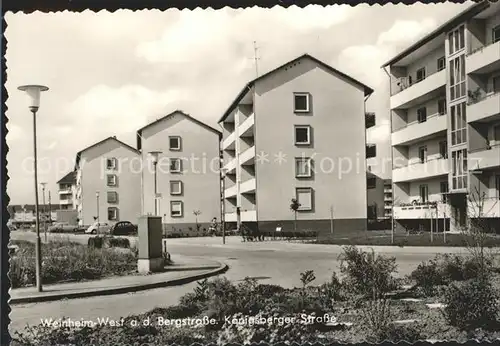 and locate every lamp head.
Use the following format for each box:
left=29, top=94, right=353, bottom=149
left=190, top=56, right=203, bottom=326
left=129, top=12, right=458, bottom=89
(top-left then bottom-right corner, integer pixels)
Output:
left=96, top=191, right=100, bottom=198
left=148, top=151, right=162, bottom=164
left=18, top=85, right=49, bottom=112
